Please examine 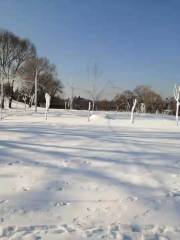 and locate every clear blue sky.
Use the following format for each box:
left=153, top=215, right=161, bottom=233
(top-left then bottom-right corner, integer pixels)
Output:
left=1, top=0, right=180, bottom=98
